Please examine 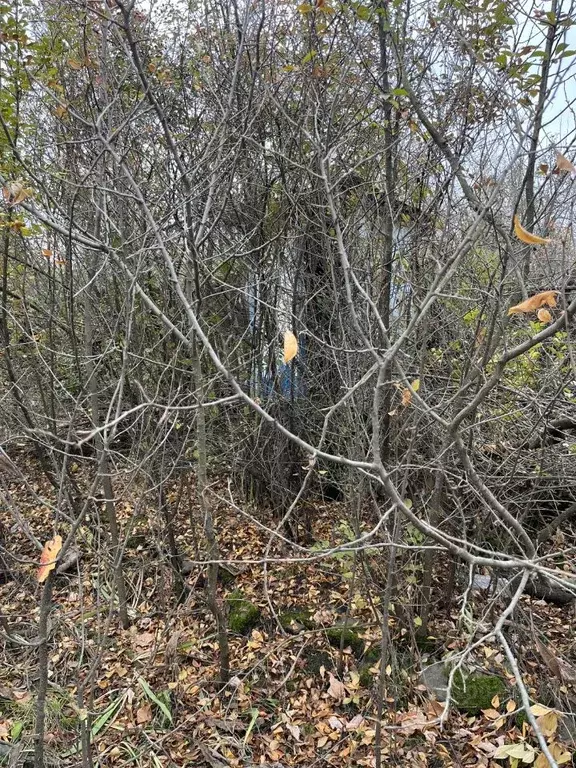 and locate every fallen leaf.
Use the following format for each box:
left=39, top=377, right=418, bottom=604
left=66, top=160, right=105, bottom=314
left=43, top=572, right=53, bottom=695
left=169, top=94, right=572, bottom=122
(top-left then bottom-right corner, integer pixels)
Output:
left=530, top=703, right=552, bottom=717
left=283, top=330, right=298, bottom=363
left=328, top=715, right=343, bottom=731
left=399, top=709, right=429, bottom=735
left=536, top=710, right=558, bottom=738
left=37, top=535, right=63, bottom=582
left=491, top=694, right=500, bottom=709
left=198, top=742, right=231, bottom=768
left=136, top=703, right=152, bottom=724
left=327, top=673, right=345, bottom=701
left=346, top=714, right=364, bottom=730
left=537, top=308, right=553, bottom=323
left=513, top=215, right=552, bottom=245
left=535, top=742, right=573, bottom=767
left=12, top=690, right=31, bottom=705
left=494, top=741, right=535, bottom=761
left=286, top=723, right=301, bottom=740
left=133, top=632, right=156, bottom=650
left=508, top=290, right=558, bottom=315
